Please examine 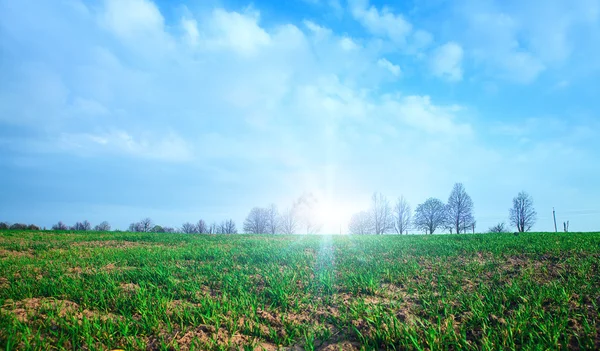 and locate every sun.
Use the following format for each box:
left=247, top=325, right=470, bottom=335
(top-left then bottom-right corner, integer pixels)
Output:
left=315, top=201, right=350, bottom=234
